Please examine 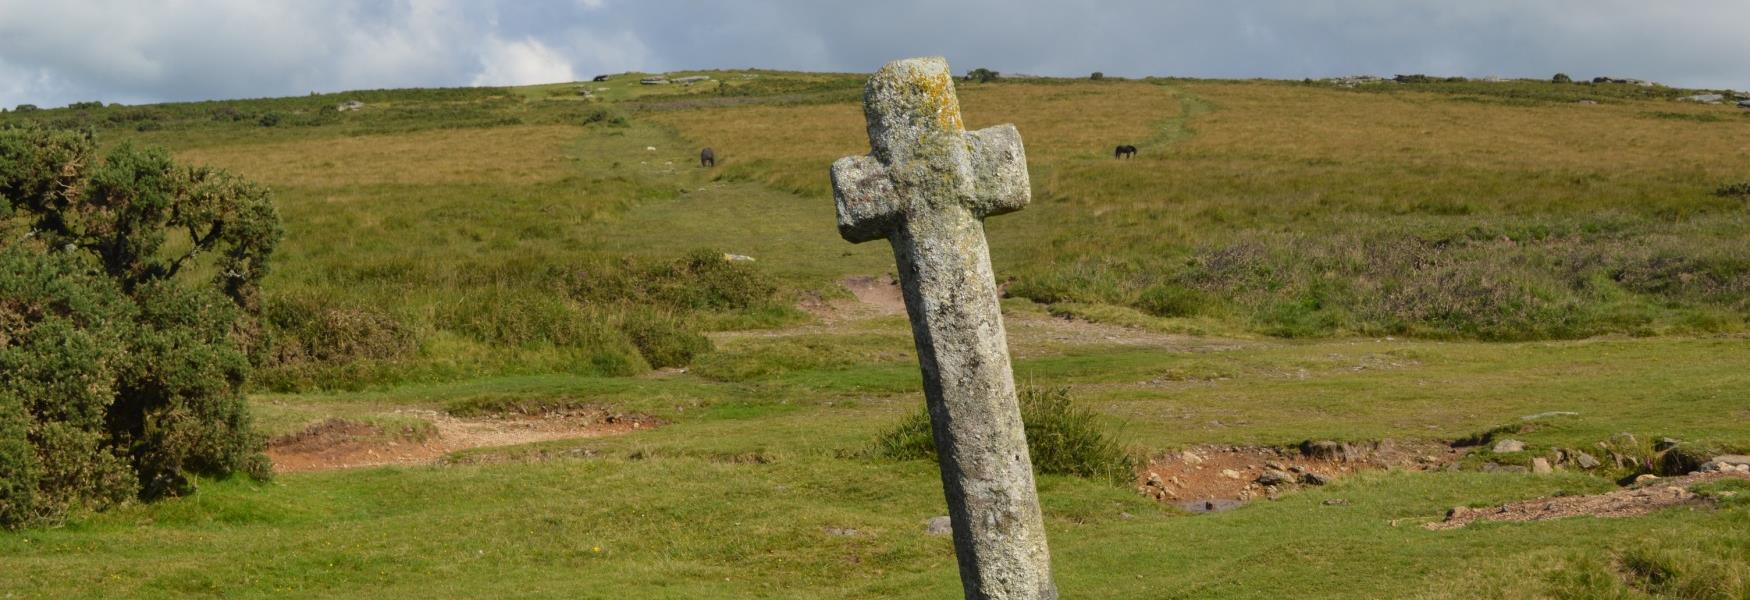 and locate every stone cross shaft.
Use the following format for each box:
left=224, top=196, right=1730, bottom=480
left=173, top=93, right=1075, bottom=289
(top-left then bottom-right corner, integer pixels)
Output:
left=830, top=57, right=1056, bottom=600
